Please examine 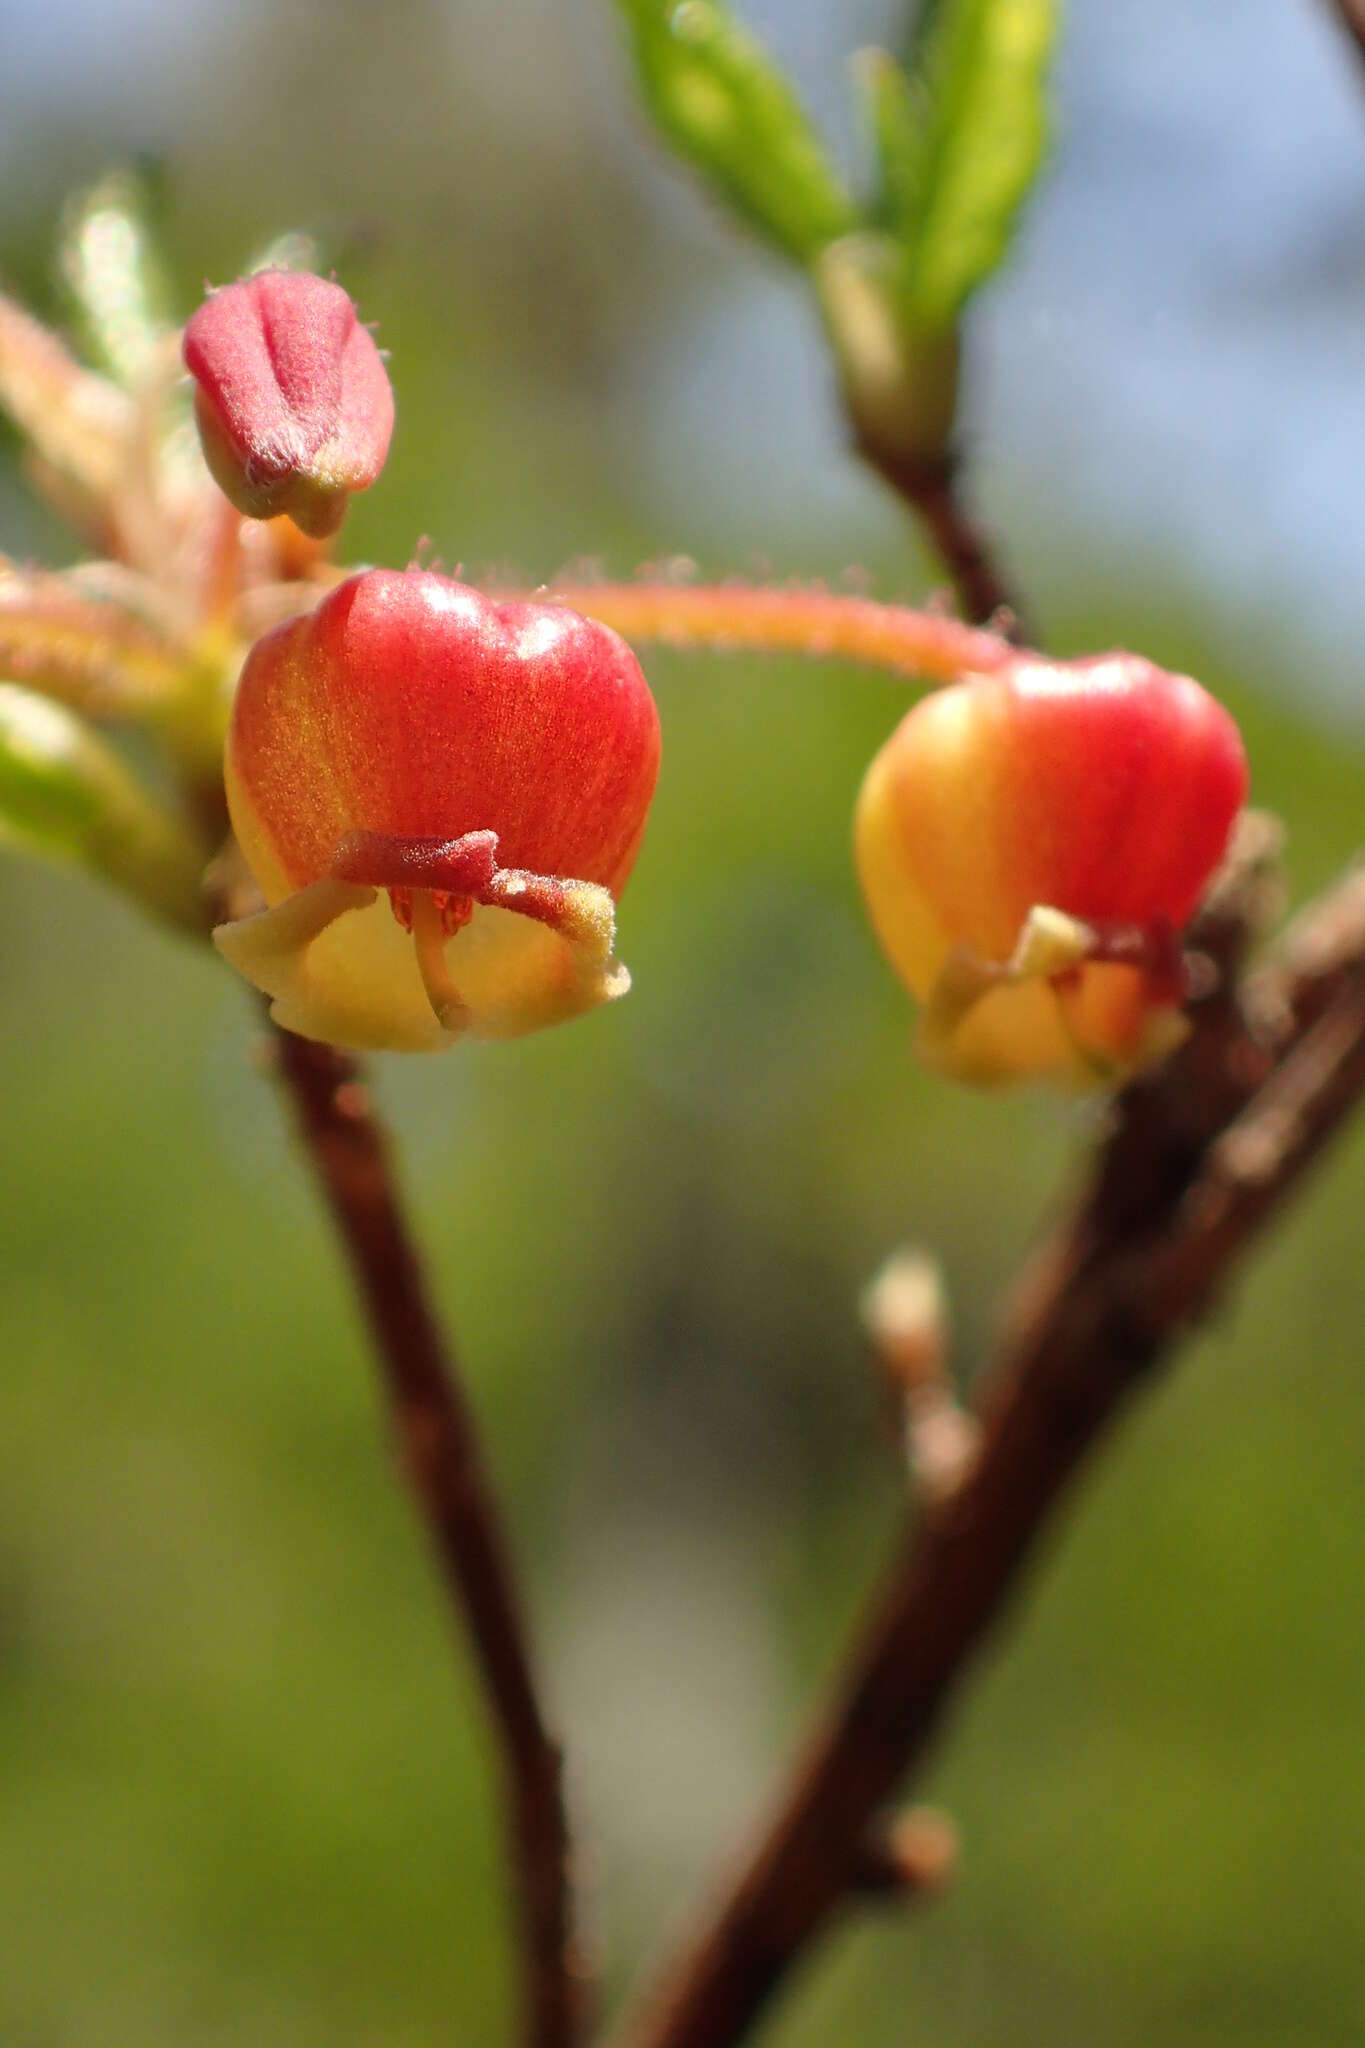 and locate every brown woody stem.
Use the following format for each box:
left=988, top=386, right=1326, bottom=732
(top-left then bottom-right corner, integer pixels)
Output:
left=856, top=439, right=1029, bottom=639
left=1330, top=0, right=1365, bottom=74
left=608, top=859, right=1365, bottom=2048
left=269, top=1025, right=582, bottom=2048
